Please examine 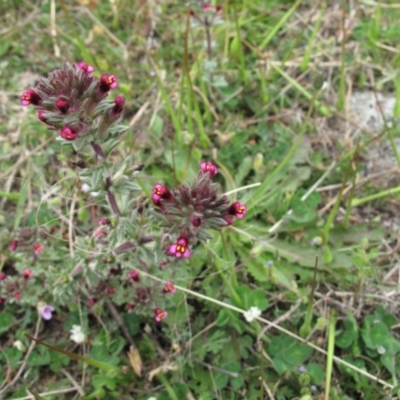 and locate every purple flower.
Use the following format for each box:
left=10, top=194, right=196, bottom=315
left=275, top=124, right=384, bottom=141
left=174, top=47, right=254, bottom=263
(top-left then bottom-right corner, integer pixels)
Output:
left=99, top=74, right=118, bottom=94
left=151, top=183, right=172, bottom=206
left=167, top=236, right=191, bottom=258
left=75, top=61, right=94, bottom=73
left=59, top=126, right=78, bottom=141
left=267, top=260, right=274, bottom=267
left=21, top=89, right=42, bottom=106
left=228, top=202, right=247, bottom=219
left=311, top=385, right=317, bottom=392
left=40, top=305, right=55, bottom=320
left=200, top=161, right=218, bottom=178
left=299, top=365, right=307, bottom=373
